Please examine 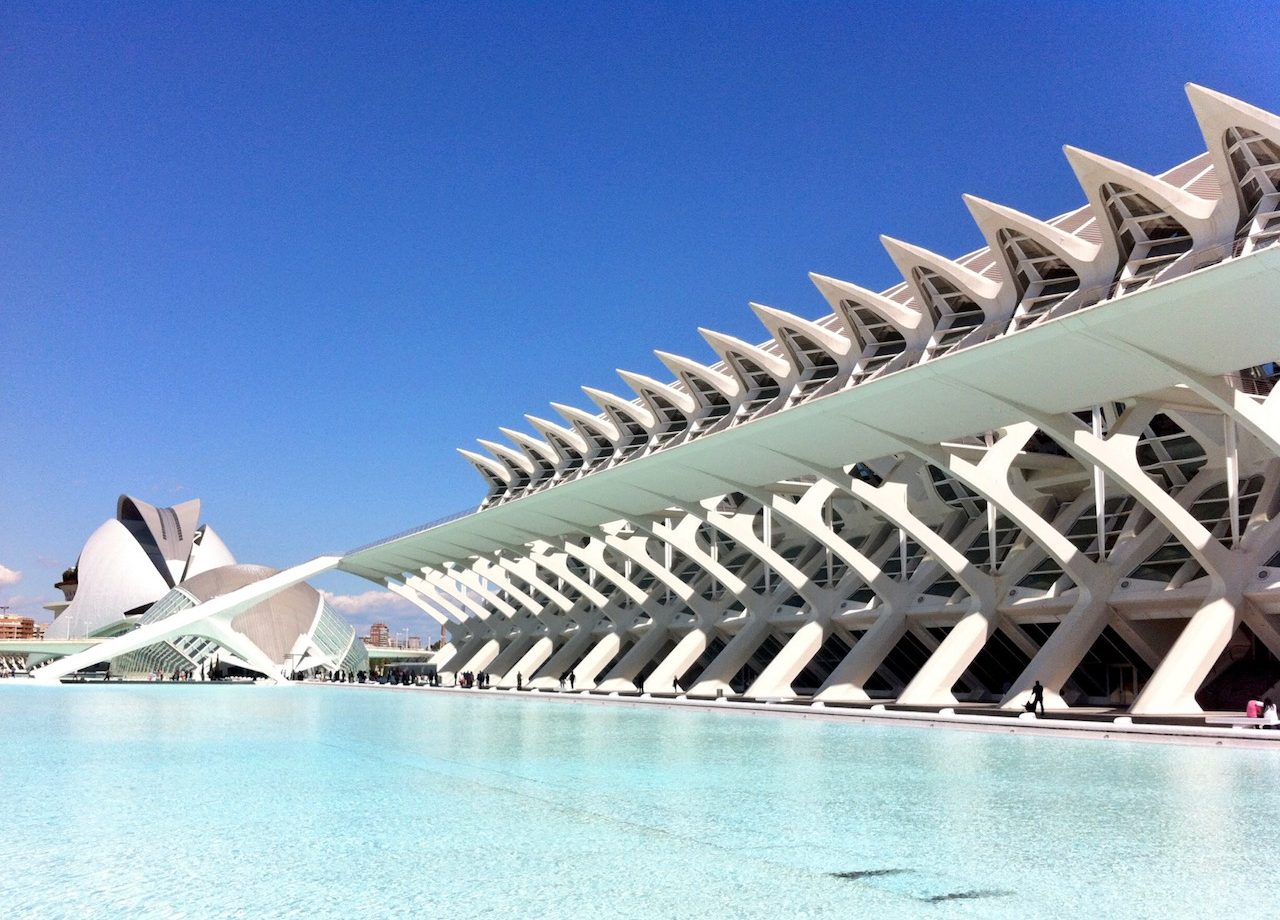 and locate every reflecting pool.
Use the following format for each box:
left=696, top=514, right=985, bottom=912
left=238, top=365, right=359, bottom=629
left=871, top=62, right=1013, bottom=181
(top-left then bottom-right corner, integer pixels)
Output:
left=2, top=685, right=1277, bottom=918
